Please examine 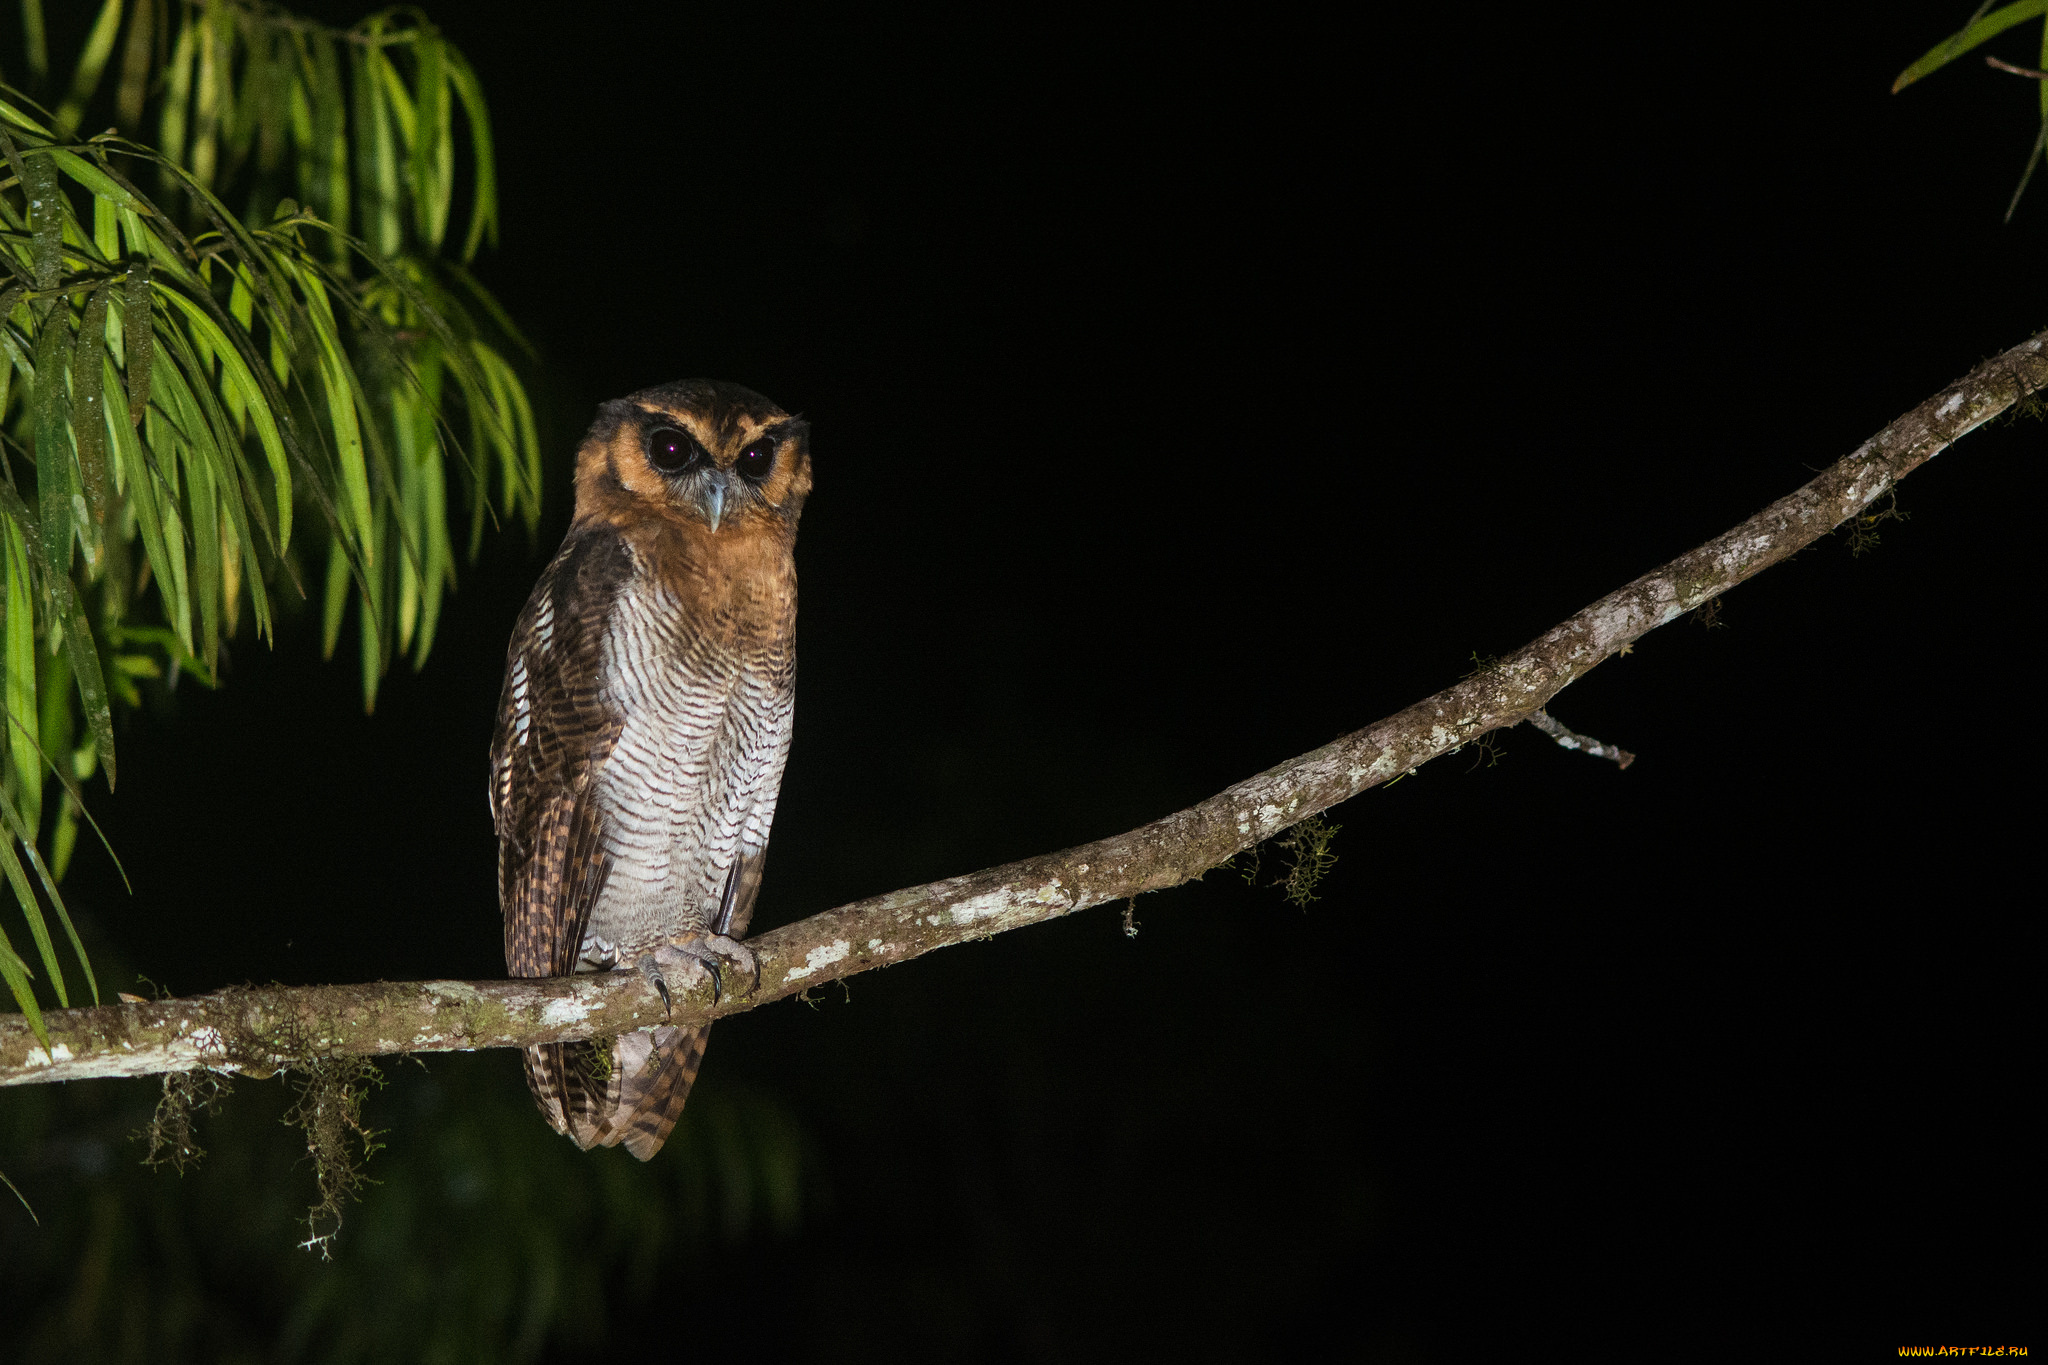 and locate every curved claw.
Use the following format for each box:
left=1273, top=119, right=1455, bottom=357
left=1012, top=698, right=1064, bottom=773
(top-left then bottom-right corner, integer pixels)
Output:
left=640, top=935, right=754, bottom=1014
left=641, top=958, right=674, bottom=1021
